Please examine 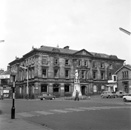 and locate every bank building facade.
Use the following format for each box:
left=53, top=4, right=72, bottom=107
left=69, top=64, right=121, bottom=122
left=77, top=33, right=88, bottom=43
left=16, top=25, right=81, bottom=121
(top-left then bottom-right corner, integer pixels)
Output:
left=9, top=45, right=124, bottom=99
